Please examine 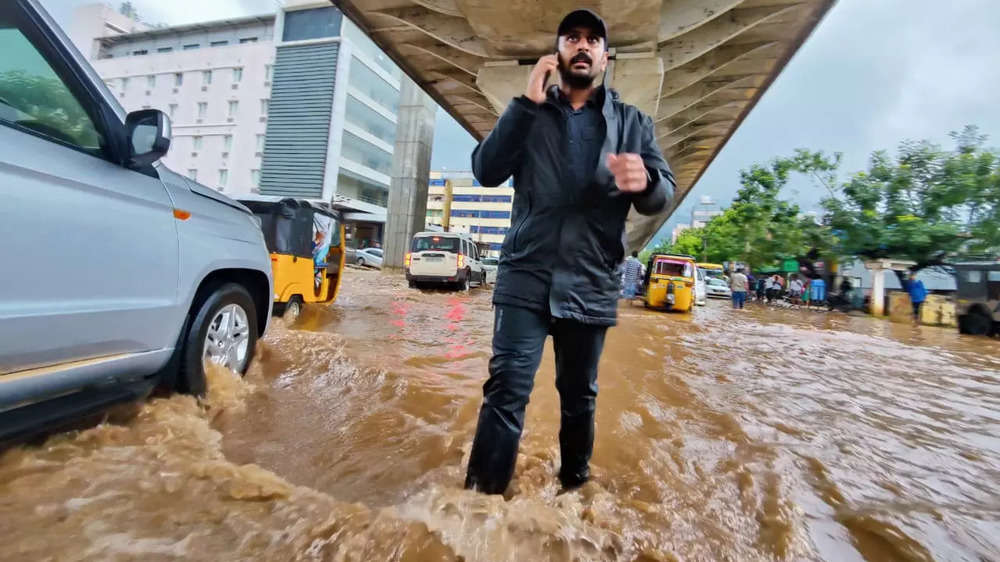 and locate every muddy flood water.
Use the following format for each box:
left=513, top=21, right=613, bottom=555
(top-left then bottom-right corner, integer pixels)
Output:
left=2, top=268, right=1000, bottom=561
